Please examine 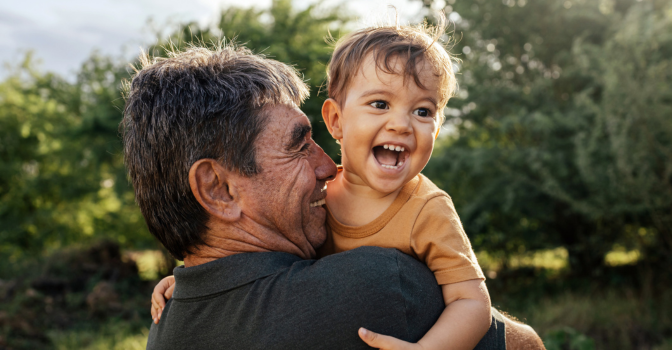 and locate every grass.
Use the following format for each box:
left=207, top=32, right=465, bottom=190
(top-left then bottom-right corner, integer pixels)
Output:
left=479, top=247, right=672, bottom=350
left=505, top=289, right=672, bottom=350
left=49, top=322, right=148, bottom=350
